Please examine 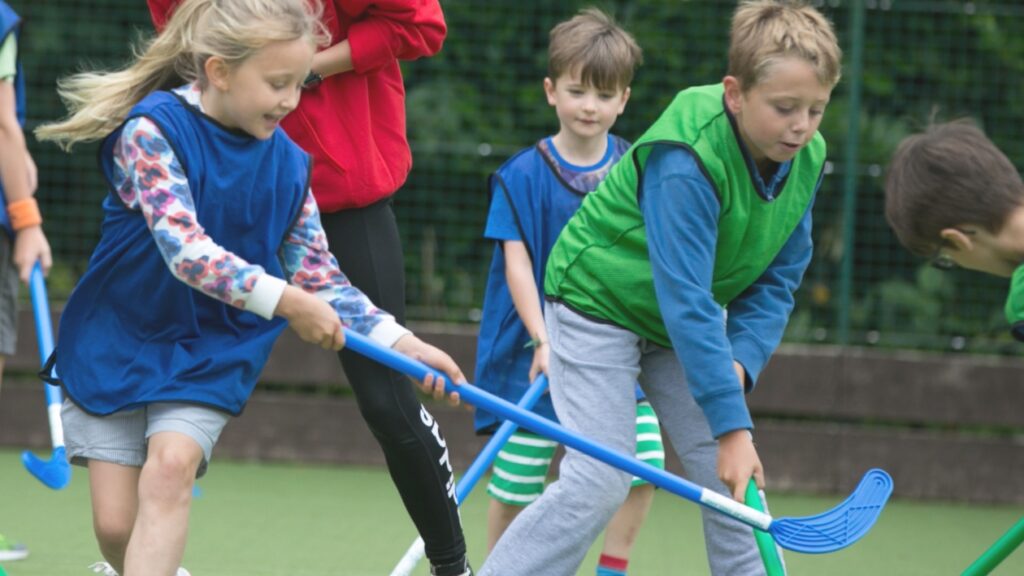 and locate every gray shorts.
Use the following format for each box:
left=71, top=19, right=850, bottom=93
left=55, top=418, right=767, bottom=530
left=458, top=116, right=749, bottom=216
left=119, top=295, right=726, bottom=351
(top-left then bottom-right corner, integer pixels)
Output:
left=61, top=400, right=231, bottom=478
left=0, top=233, right=18, bottom=356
